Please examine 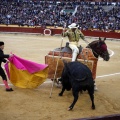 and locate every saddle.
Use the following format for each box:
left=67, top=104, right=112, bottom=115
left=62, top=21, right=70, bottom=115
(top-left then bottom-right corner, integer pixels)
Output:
left=53, top=42, right=83, bottom=57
